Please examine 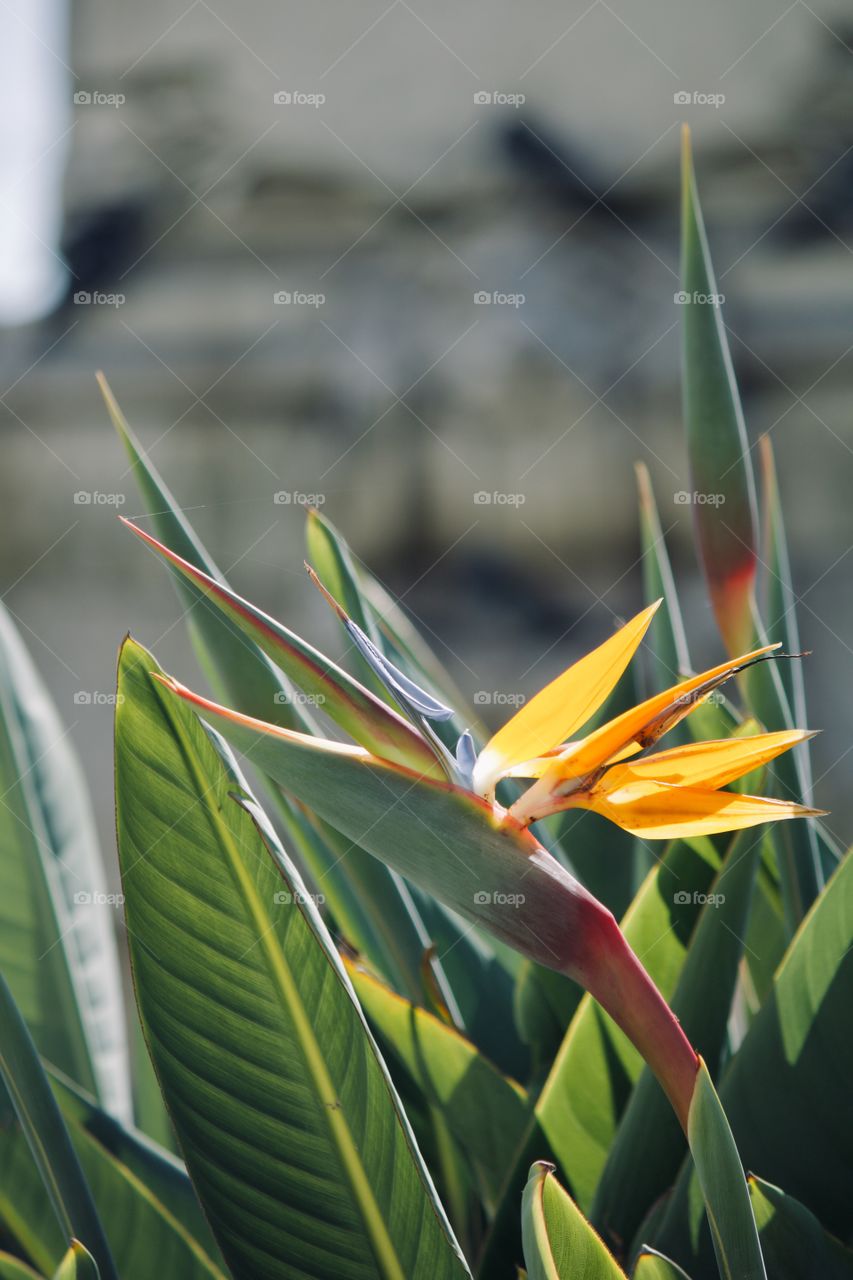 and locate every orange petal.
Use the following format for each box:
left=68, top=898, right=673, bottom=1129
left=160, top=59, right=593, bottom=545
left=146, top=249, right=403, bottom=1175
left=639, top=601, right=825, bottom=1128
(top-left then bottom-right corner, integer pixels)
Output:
left=472, top=600, right=661, bottom=797
left=551, top=643, right=782, bottom=779
left=610, top=729, right=815, bottom=791
left=577, top=778, right=823, bottom=840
